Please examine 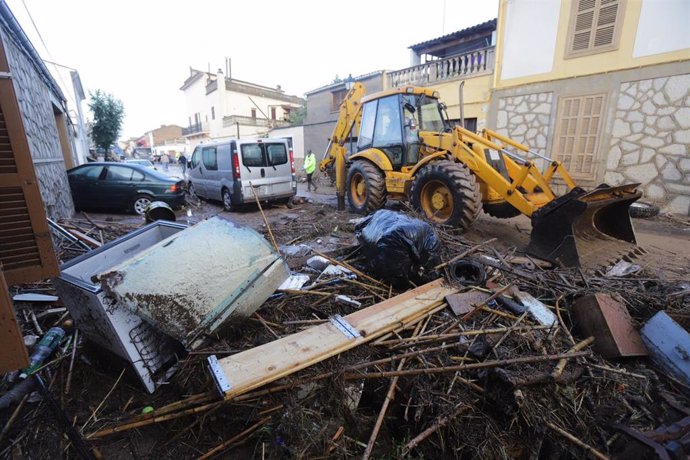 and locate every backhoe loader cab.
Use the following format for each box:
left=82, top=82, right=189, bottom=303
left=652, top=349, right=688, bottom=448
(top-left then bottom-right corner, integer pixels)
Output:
left=321, top=84, right=642, bottom=269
